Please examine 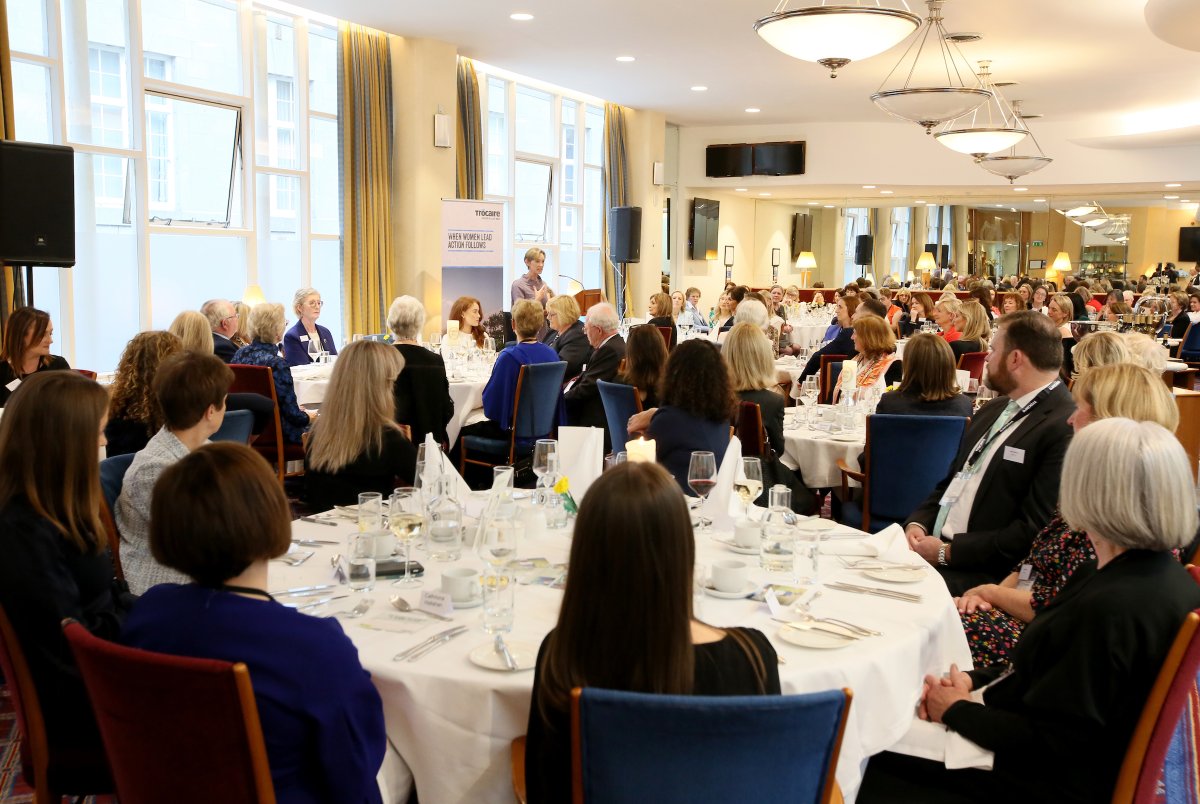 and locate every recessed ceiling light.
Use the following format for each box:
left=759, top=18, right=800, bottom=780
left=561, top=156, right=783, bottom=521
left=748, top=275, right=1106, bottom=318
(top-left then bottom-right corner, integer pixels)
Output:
left=759, top=192, right=771, bottom=196
left=509, top=12, right=534, bottom=21
left=862, top=185, right=876, bottom=189
left=996, top=204, right=1005, bottom=208
left=1166, top=195, right=1179, bottom=200
left=1033, top=198, right=1046, bottom=203
left=734, top=188, right=747, bottom=192
left=1166, top=183, right=1182, bottom=188
left=616, top=55, right=635, bottom=62
left=880, top=190, right=894, bottom=195
left=1013, top=187, right=1028, bottom=192
left=915, top=200, right=926, bottom=204
left=745, top=107, right=761, bottom=113
left=808, top=201, right=820, bottom=206
left=823, top=204, right=835, bottom=208
left=691, top=86, right=708, bottom=92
